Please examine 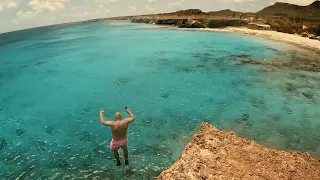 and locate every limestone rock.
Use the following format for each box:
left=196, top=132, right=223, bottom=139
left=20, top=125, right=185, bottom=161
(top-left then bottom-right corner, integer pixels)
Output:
left=158, top=123, right=320, bottom=180
left=154, top=19, right=179, bottom=25
left=301, top=32, right=309, bottom=37
left=130, top=18, right=152, bottom=24
left=177, top=19, right=205, bottom=28
left=175, top=19, right=188, bottom=27
left=309, top=34, right=317, bottom=40
left=186, top=20, right=206, bottom=28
